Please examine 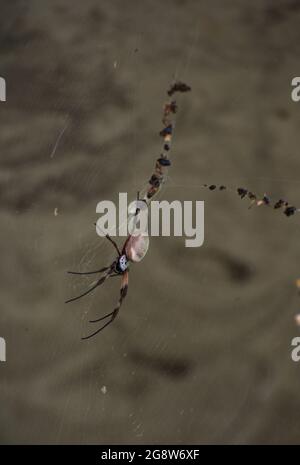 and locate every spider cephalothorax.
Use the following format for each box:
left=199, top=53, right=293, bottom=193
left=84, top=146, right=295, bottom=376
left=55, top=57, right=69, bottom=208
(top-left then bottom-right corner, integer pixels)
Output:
left=115, top=254, right=129, bottom=274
